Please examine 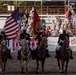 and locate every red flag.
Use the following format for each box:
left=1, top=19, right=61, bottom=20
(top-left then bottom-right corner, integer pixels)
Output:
left=4, top=8, right=19, bottom=40
left=32, top=6, right=40, bottom=36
